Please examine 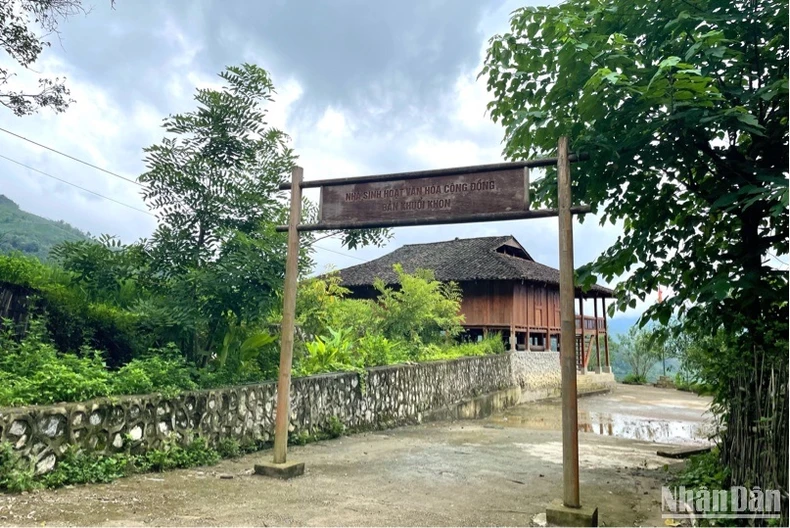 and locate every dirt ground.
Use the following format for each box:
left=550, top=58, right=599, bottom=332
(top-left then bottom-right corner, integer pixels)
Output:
left=0, top=384, right=713, bottom=527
